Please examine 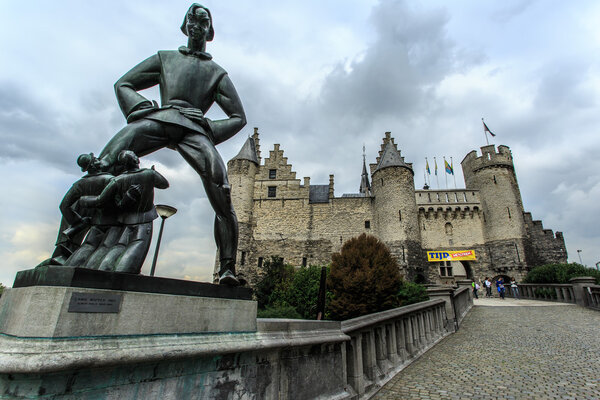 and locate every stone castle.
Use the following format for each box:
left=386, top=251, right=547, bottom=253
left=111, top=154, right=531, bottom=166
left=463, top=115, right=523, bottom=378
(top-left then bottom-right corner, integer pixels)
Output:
left=217, top=129, right=567, bottom=286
